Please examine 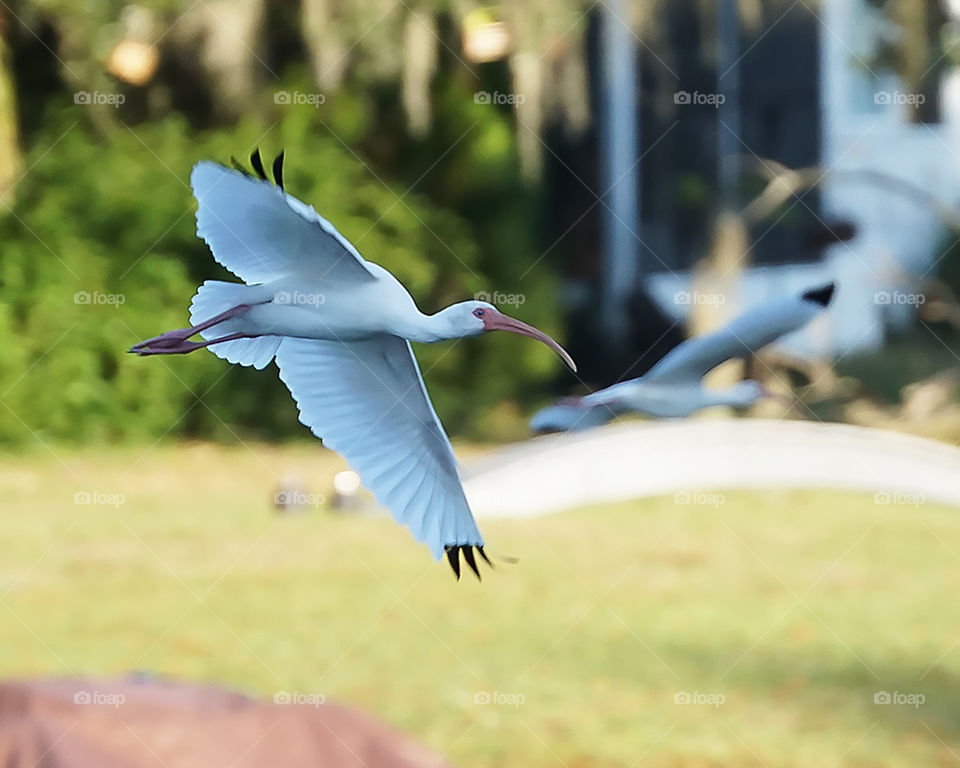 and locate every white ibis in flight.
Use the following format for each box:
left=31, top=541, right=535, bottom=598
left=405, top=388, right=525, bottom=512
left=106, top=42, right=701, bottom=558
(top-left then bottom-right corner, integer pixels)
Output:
left=530, top=282, right=835, bottom=432
left=130, top=150, right=576, bottom=579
